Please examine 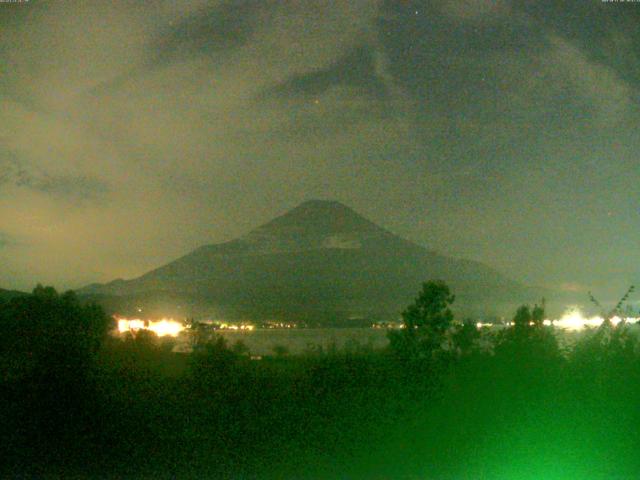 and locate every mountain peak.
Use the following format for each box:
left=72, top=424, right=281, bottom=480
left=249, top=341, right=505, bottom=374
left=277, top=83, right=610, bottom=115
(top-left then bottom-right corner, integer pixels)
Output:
left=297, top=199, right=349, bottom=209
left=256, top=200, right=379, bottom=235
